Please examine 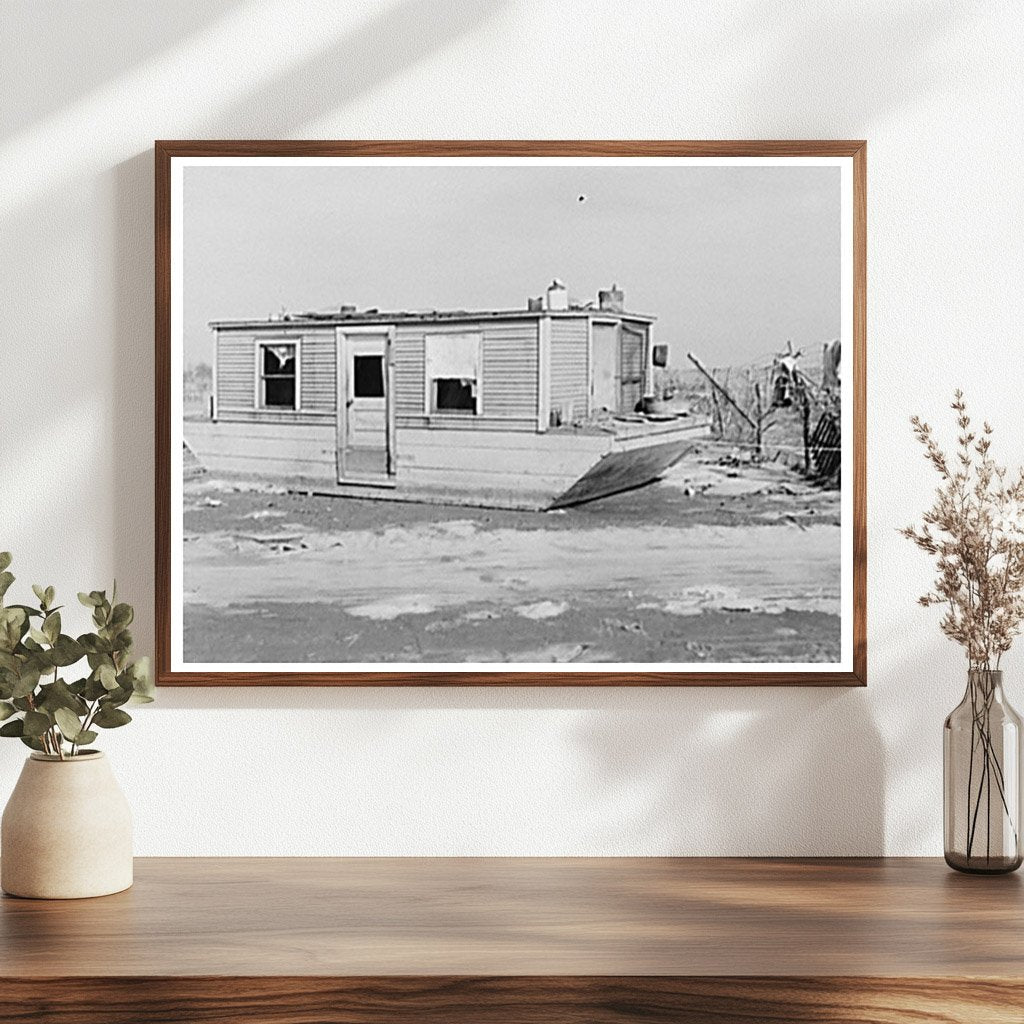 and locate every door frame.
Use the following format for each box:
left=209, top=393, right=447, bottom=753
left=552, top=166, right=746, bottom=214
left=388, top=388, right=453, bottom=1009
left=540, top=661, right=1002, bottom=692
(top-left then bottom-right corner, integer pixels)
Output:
left=335, top=324, right=396, bottom=484
left=619, top=321, right=647, bottom=413
left=589, top=318, right=620, bottom=414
